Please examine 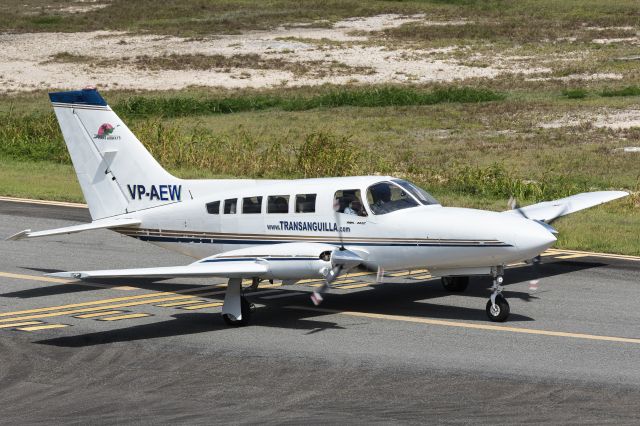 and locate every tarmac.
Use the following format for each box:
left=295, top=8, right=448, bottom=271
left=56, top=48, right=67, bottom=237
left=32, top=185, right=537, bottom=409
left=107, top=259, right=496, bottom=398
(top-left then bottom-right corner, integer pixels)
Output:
left=1, top=198, right=639, bottom=424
